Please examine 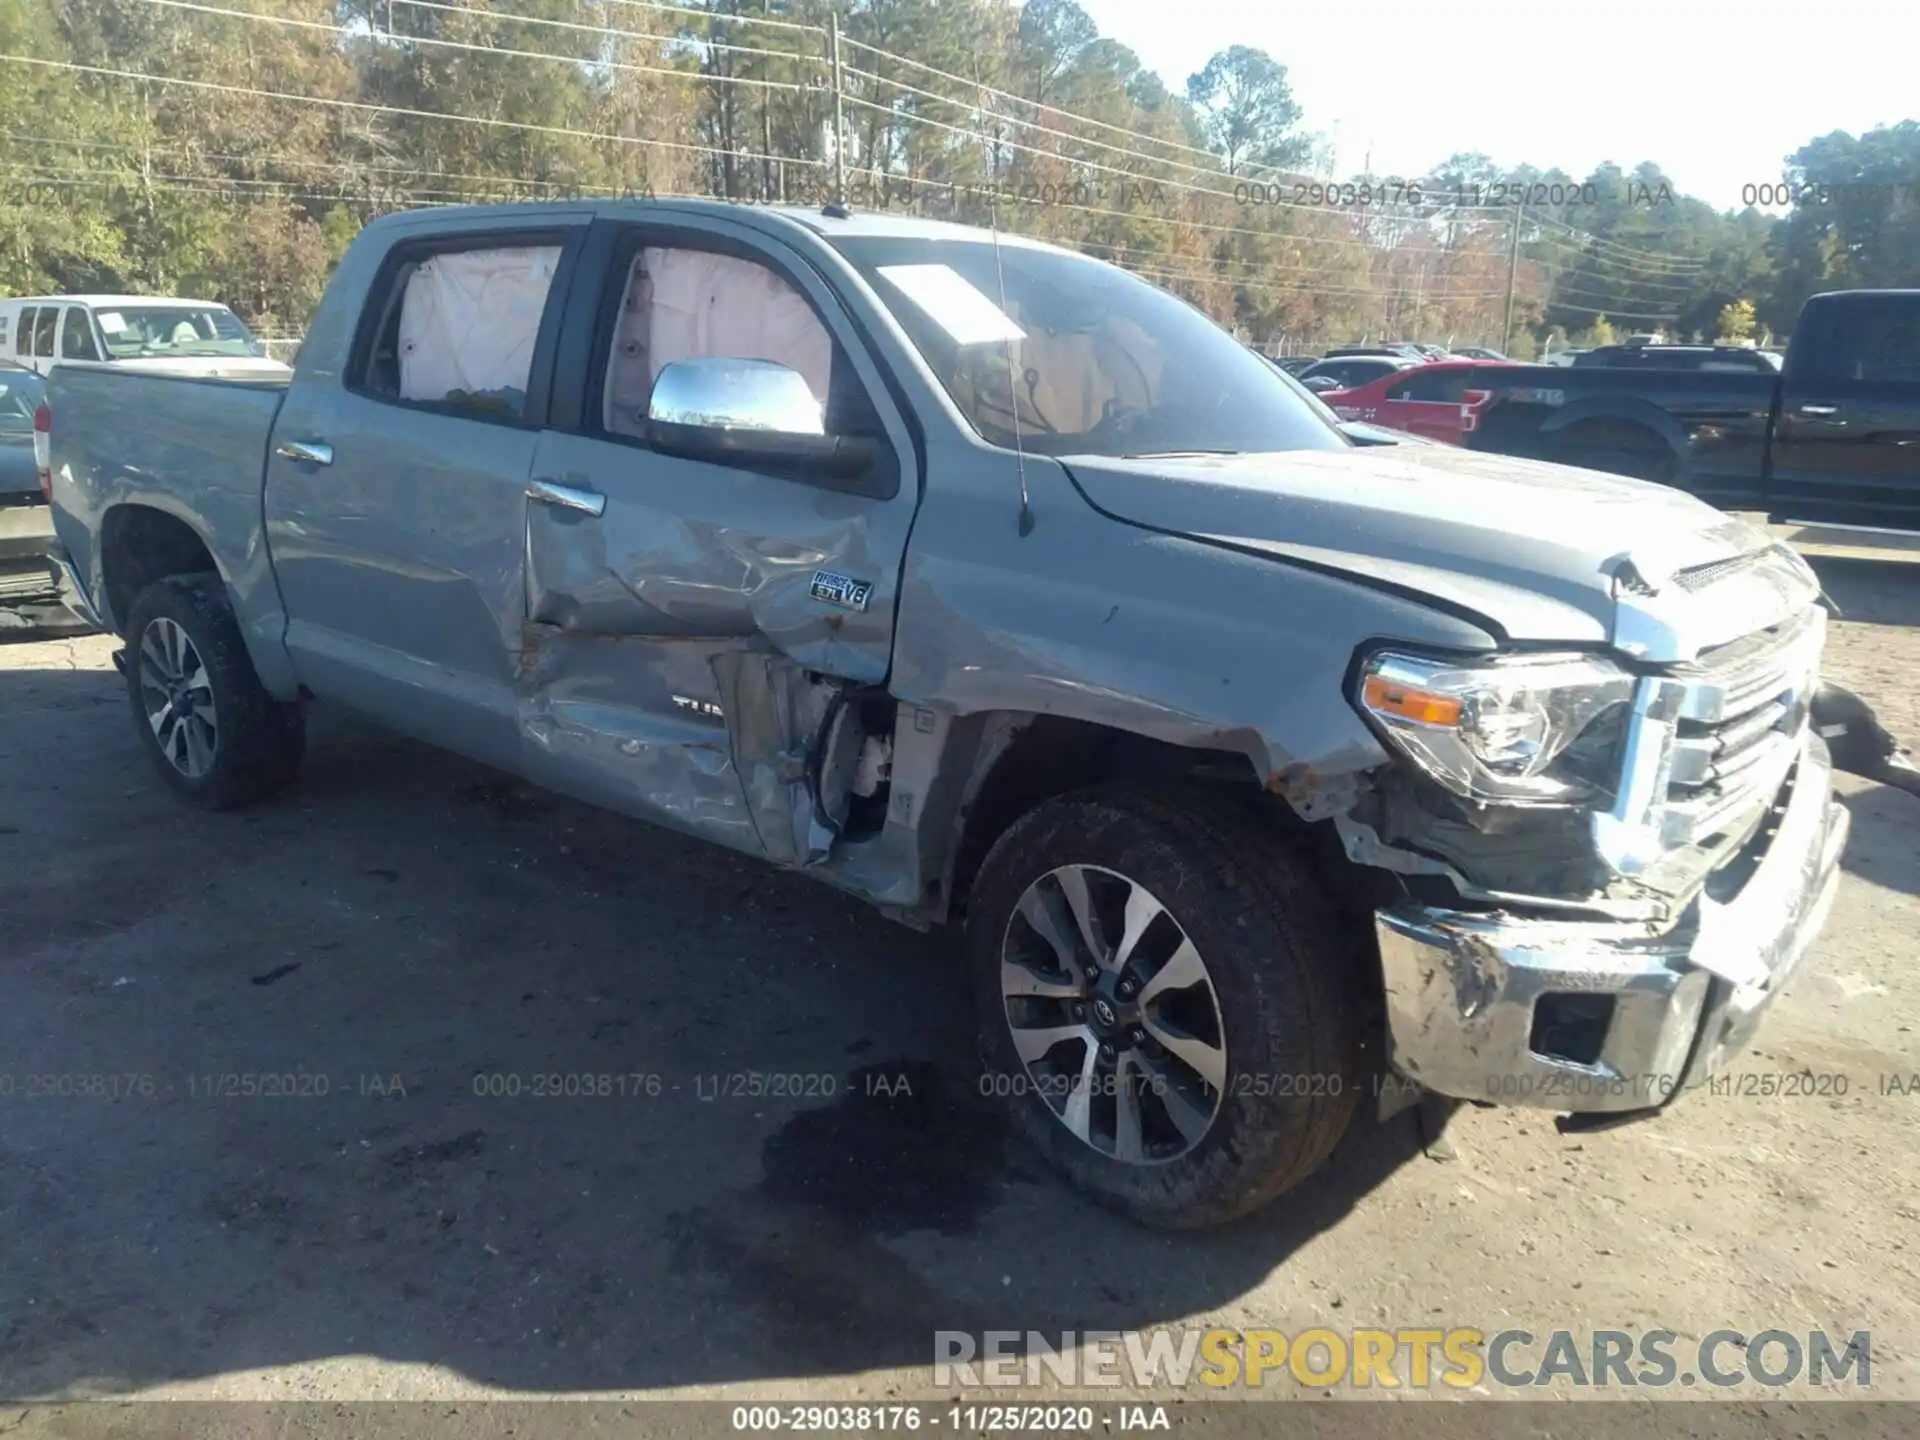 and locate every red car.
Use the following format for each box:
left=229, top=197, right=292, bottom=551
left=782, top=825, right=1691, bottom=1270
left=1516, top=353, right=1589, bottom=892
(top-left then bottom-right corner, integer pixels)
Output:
left=1322, top=361, right=1514, bottom=446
